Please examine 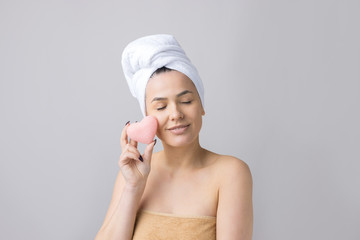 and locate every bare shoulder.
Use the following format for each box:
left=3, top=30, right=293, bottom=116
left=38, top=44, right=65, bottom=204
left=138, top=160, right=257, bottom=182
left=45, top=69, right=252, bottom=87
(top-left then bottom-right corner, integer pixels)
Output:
left=214, top=154, right=250, bottom=170
left=212, top=154, right=252, bottom=186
